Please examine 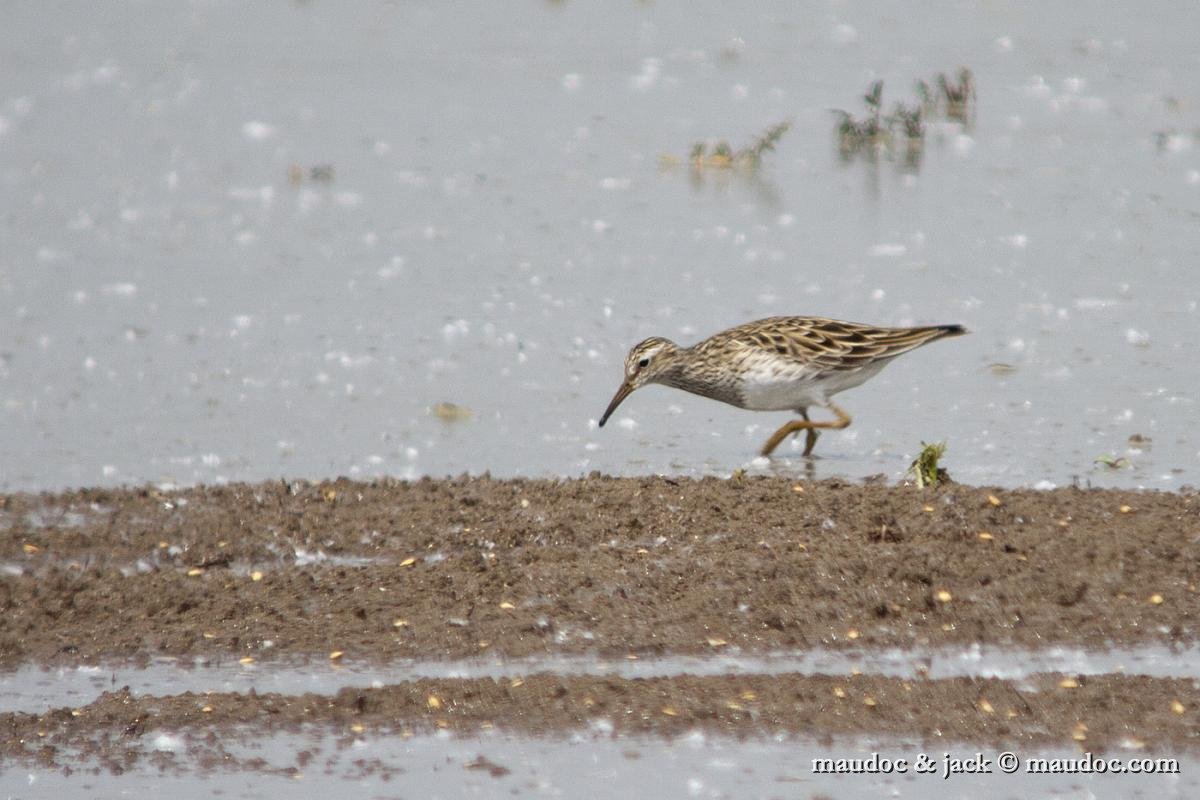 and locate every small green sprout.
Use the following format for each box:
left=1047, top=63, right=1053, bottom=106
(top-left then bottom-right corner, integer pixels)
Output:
left=909, top=441, right=948, bottom=488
